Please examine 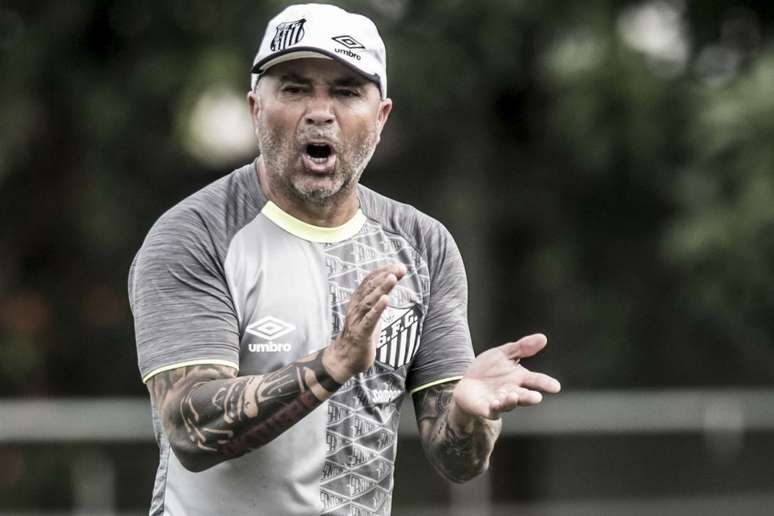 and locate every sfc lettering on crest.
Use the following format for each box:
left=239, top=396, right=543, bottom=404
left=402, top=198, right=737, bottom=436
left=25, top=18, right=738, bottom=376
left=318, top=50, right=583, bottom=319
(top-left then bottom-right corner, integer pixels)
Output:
left=270, top=18, right=306, bottom=51
left=376, top=305, right=421, bottom=369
